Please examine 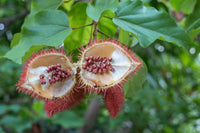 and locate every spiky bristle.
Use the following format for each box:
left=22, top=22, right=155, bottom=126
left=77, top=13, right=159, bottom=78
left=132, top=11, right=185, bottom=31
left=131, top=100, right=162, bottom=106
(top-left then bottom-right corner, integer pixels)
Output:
left=44, top=87, right=86, bottom=117
left=103, top=84, right=124, bottom=118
